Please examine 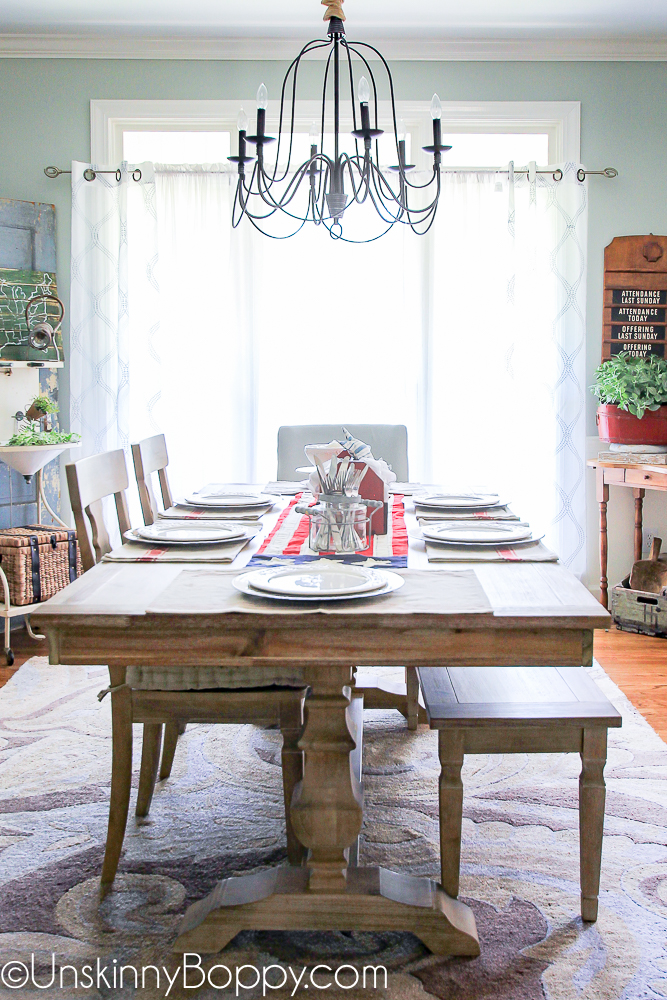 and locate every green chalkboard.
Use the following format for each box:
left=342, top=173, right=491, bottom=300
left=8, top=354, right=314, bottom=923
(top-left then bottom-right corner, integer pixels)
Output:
left=0, top=268, right=62, bottom=363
